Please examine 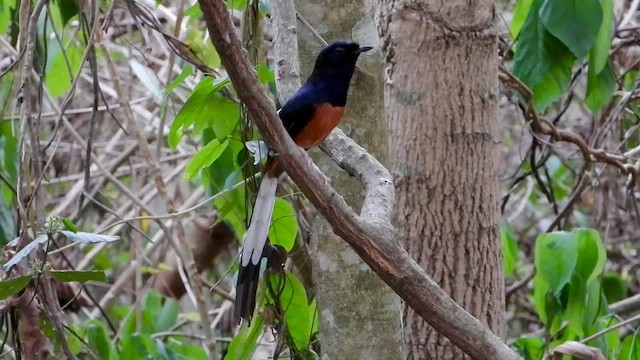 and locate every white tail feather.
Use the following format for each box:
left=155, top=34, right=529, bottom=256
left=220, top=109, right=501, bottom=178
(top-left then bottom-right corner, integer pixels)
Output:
left=241, top=175, right=279, bottom=266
